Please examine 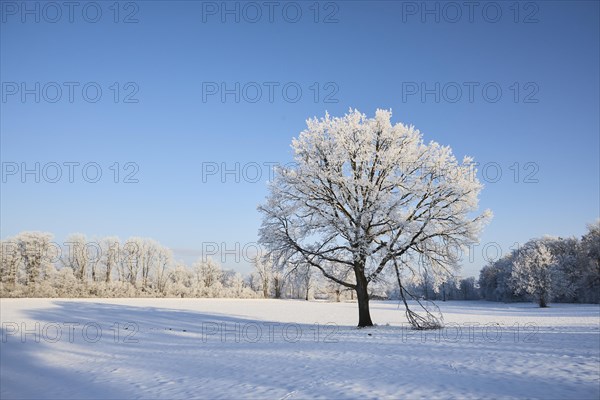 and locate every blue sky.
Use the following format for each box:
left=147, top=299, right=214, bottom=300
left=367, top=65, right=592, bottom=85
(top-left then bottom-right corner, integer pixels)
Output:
left=1, top=0, right=599, bottom=277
